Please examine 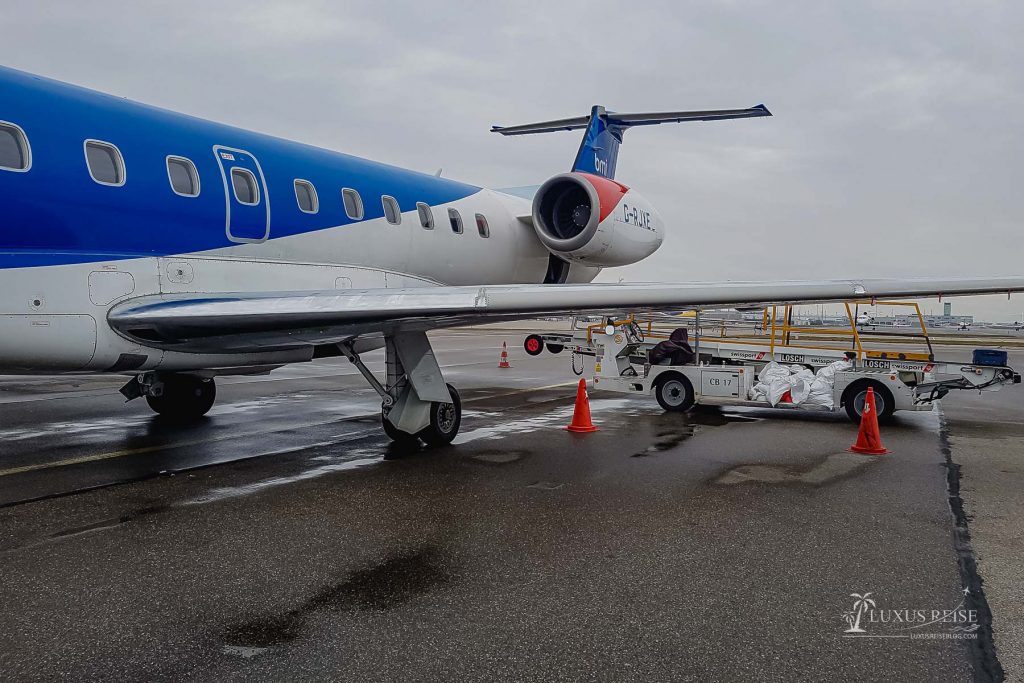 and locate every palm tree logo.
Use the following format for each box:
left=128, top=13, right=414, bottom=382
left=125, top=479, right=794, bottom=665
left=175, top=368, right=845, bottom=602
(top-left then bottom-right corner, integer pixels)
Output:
left=843, top=592, right=876, bottom=633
